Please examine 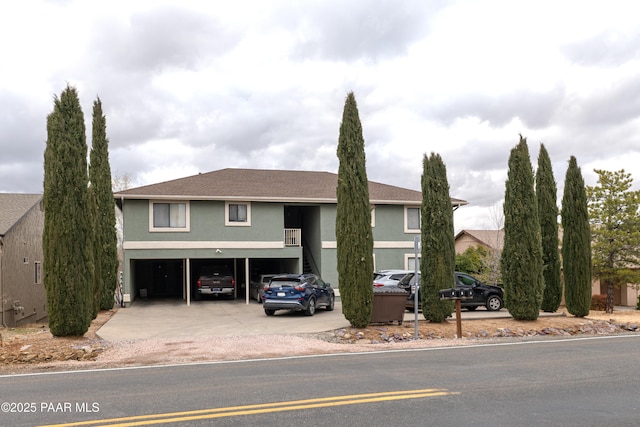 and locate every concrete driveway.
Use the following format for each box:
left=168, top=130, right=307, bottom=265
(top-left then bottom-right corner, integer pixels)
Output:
left=96, top=299, right=352, bottom=341
left=96, top=298, right=525, bottom=341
